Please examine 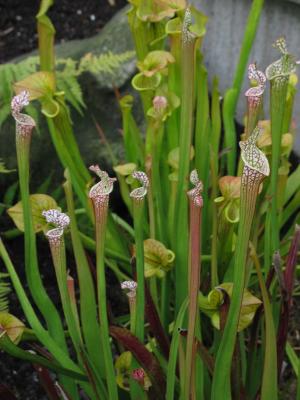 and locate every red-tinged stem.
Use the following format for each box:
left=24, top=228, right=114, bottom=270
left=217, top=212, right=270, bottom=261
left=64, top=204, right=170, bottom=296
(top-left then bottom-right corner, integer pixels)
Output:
left=184, top=195, right=202, bottom=400
left=33, top=364, right=61, bottom=400
left=174, top=24, right=198, bottom=310
left=245, top=96, right=263, bottom=139
left=277, top=225, right=300, bottom=375
left=284, top=225, right=300, bottom=294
